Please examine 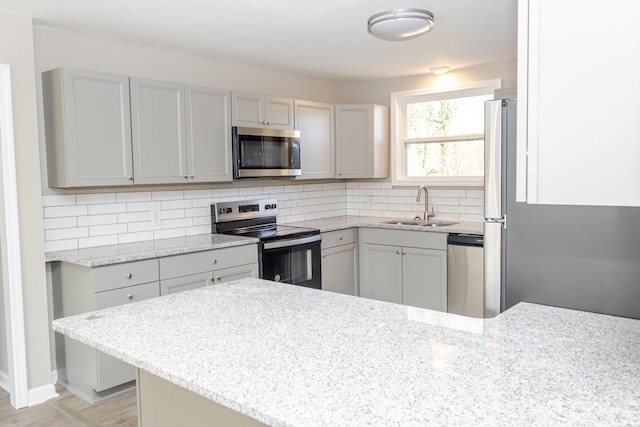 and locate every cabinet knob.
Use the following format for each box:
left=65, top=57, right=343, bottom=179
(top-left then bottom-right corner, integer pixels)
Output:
left=216, top=277, right=222, bottom=282
left=189, top=175, right=194, bottom=178
left=209, top=277, right=215, bottom=283
left=262, top=120, right=268, bottom=125
left=212, top=259, right=218, bottom=264
left=127, top=294, right=133, bottom=300
left=184, top=175, right=188, bottom=179
left=396, top=250, right=401, bottom=255
left=128, top=176, right=134, bottom=181
left=126, top=273, right=132, bottom=279
left=402, top=251, right=406, bottom=255
left=339, top=236, right=343, bottom=241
